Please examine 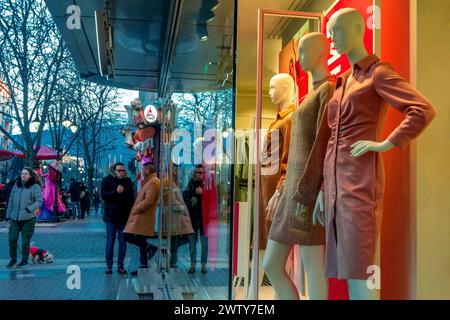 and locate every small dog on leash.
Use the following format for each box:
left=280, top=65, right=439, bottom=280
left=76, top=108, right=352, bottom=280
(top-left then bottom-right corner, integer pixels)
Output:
left=29, top=245, right=54, bottom=264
